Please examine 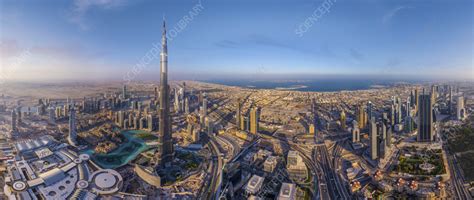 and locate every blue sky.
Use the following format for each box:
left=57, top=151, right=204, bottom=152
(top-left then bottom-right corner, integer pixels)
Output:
left=0, top=0, right=472, bottom=82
